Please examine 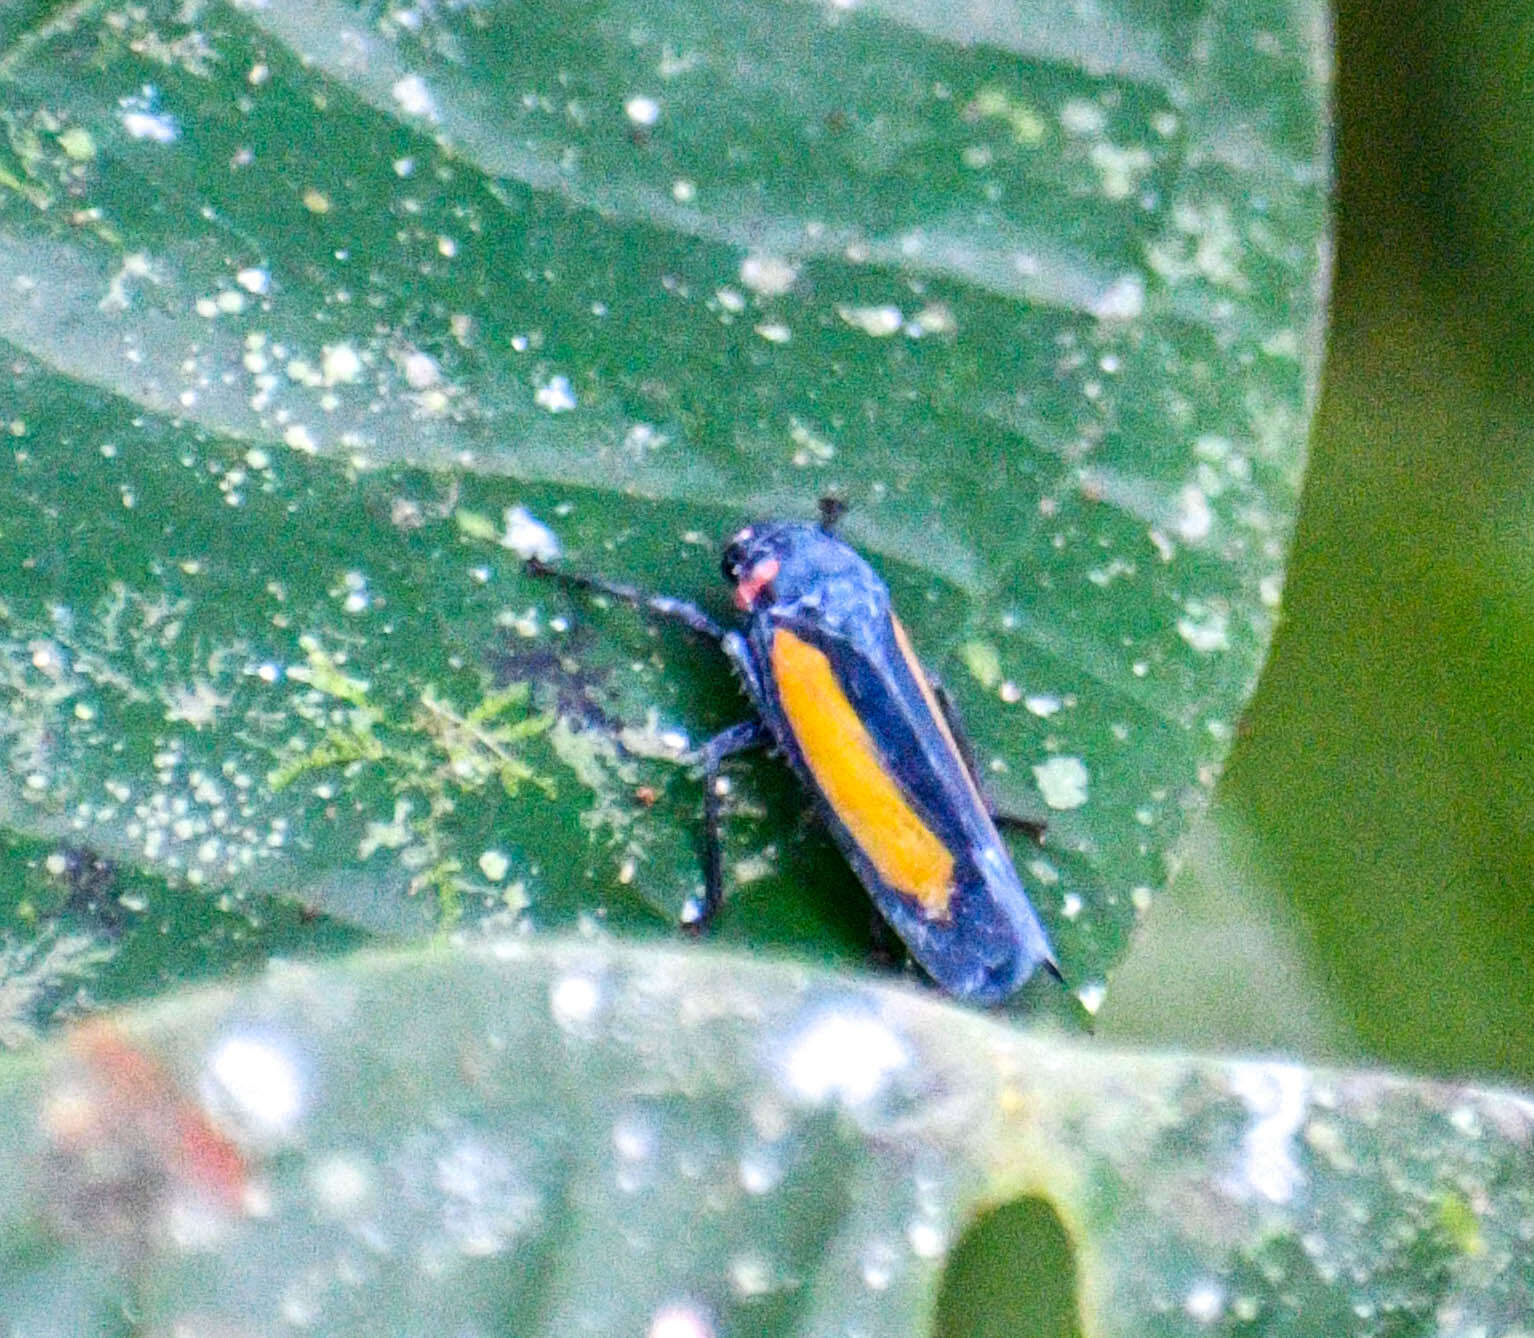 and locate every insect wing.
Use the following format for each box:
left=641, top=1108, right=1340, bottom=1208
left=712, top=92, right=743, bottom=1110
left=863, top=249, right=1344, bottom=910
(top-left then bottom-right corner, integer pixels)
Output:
left=751, top=607, right=1054, bottom=1002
